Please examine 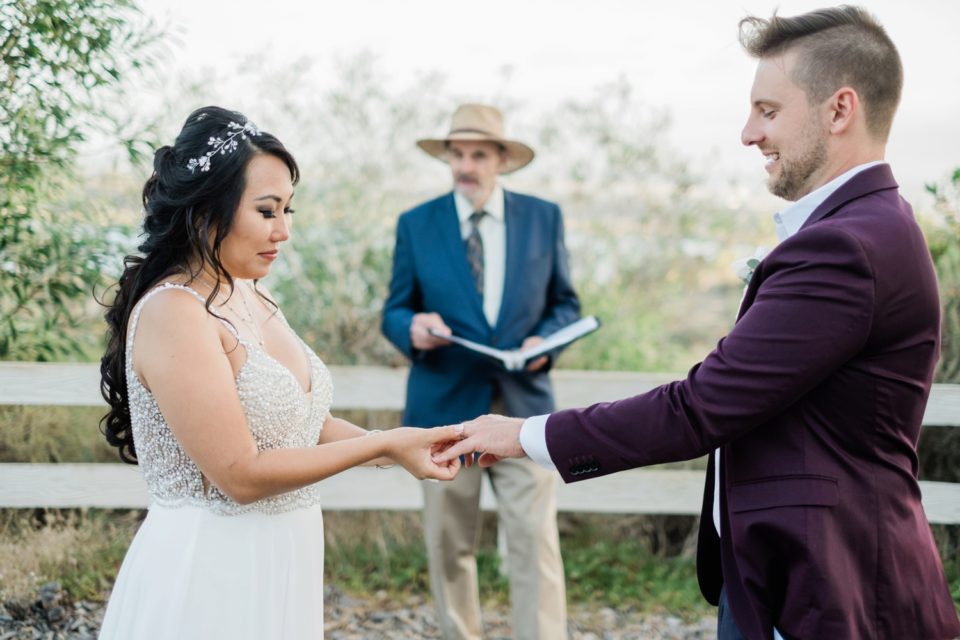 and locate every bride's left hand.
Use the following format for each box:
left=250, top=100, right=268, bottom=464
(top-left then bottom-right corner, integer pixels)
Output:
left=384, top=424, right=464, bottom=480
